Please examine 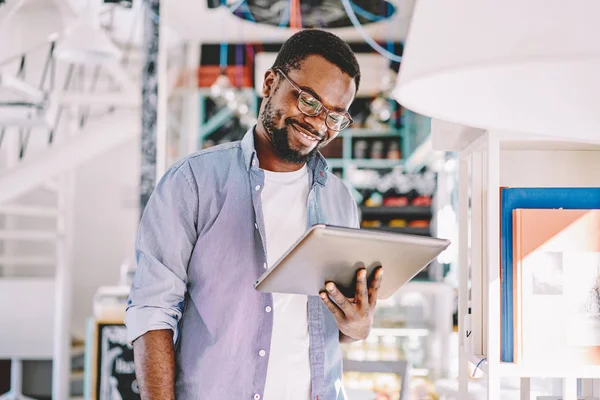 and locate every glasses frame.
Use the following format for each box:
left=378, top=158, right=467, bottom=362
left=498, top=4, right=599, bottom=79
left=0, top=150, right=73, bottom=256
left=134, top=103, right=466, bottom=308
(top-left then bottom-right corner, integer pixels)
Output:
left=275, top=69, right=353, bottom=132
